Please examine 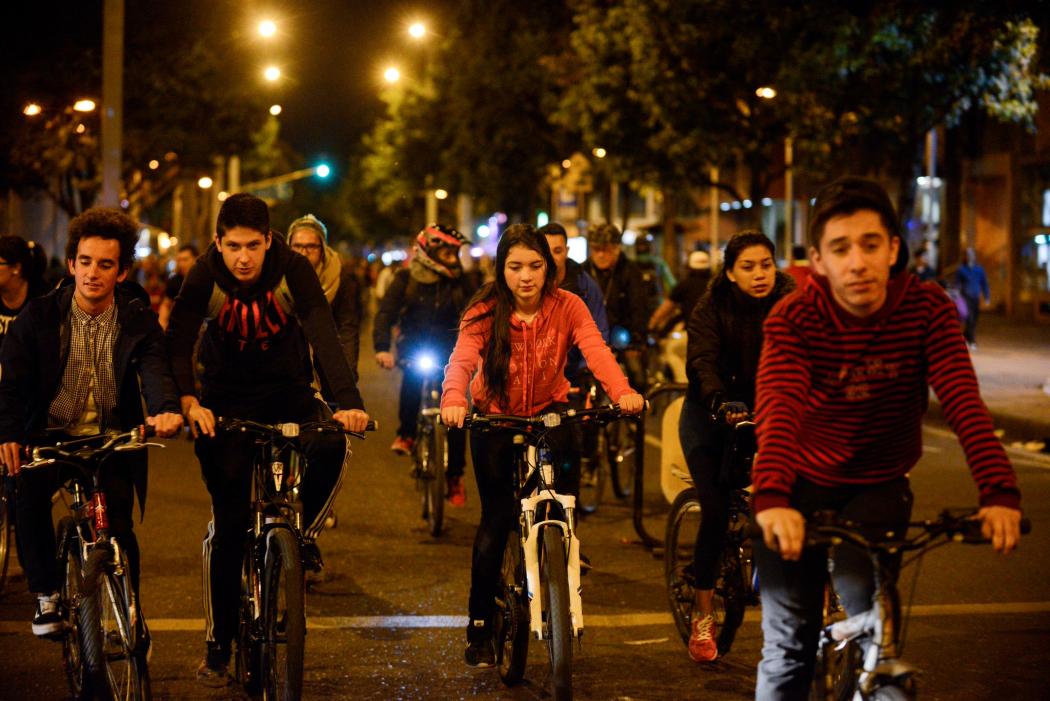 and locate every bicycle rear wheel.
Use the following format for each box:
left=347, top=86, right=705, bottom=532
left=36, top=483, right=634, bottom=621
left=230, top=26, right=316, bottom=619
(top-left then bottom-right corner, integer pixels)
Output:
left=425, top=422, right=447, bottom=537
left=494, top=530, right=528, bottom=686
left=57, top=517, right=90, bottom=701
left=664, top=489, right=700, bottom=645
left=261, top=528, right=305, bottom=701
left=541, top=526, right=573, bottom=701
left=0, top=482, right=9, bottom=594
left=236, top=545, right=264, bottom=695
left=606, top=419, right=636, bottom=499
